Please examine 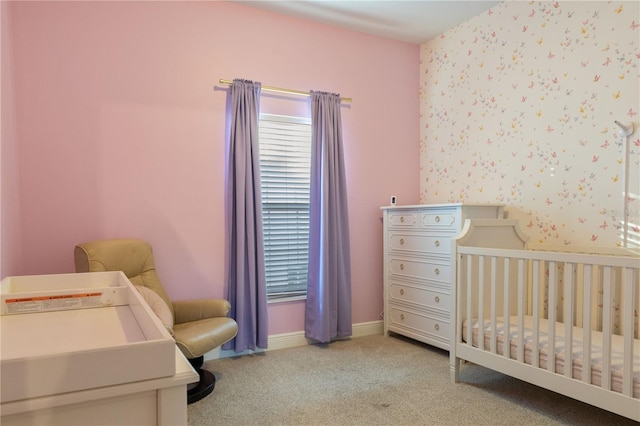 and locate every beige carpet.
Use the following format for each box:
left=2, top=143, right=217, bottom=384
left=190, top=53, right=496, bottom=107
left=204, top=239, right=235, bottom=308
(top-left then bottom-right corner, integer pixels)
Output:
left=188, top=334, right=637, bottom=425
